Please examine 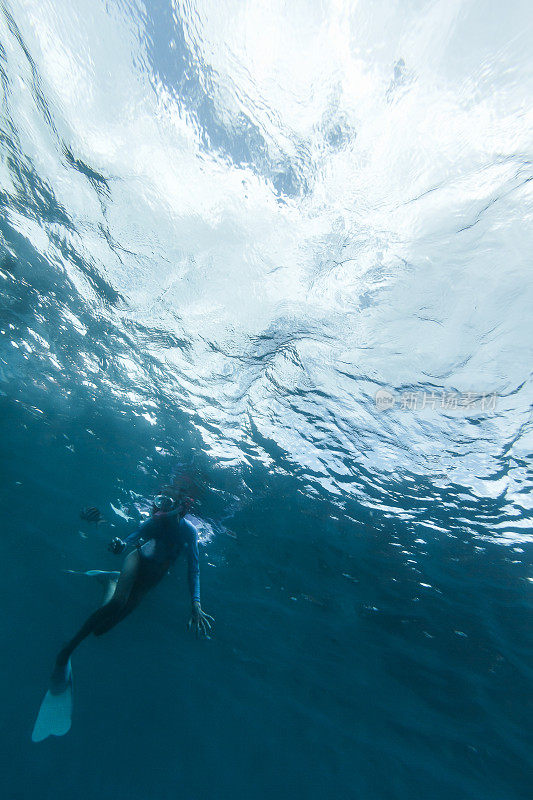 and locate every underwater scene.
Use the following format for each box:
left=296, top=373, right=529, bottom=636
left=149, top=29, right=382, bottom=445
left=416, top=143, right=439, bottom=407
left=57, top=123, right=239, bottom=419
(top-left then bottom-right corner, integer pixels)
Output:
left=0, top=1, right=531, bottom=798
